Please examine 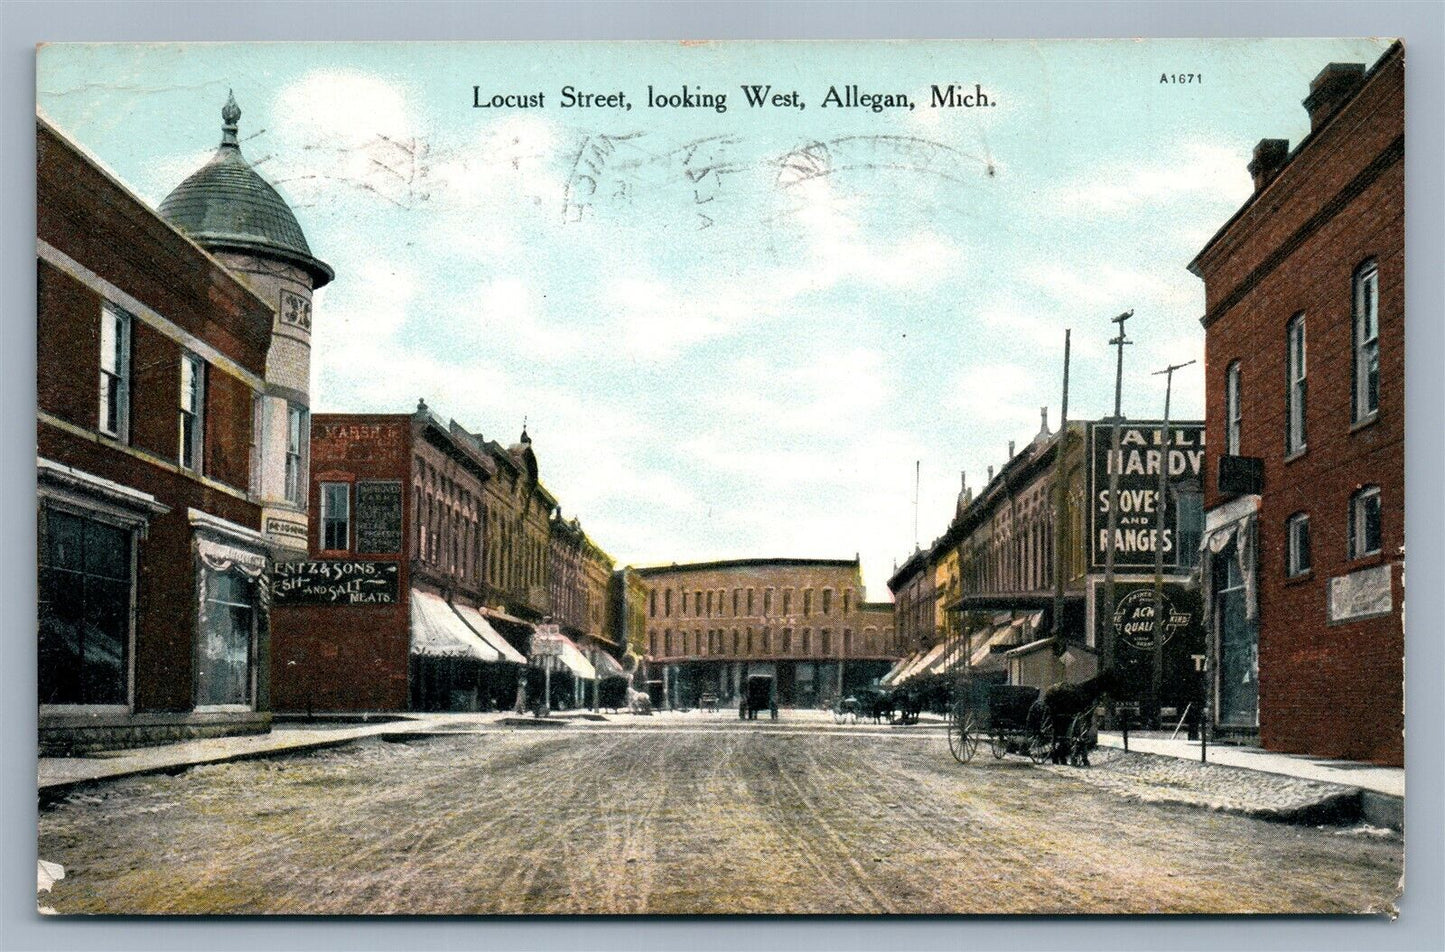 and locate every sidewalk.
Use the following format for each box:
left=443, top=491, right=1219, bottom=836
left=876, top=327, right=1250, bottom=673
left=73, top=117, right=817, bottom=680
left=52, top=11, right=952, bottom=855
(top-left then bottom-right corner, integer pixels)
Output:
left=38, top=714, right=463, bottom=794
